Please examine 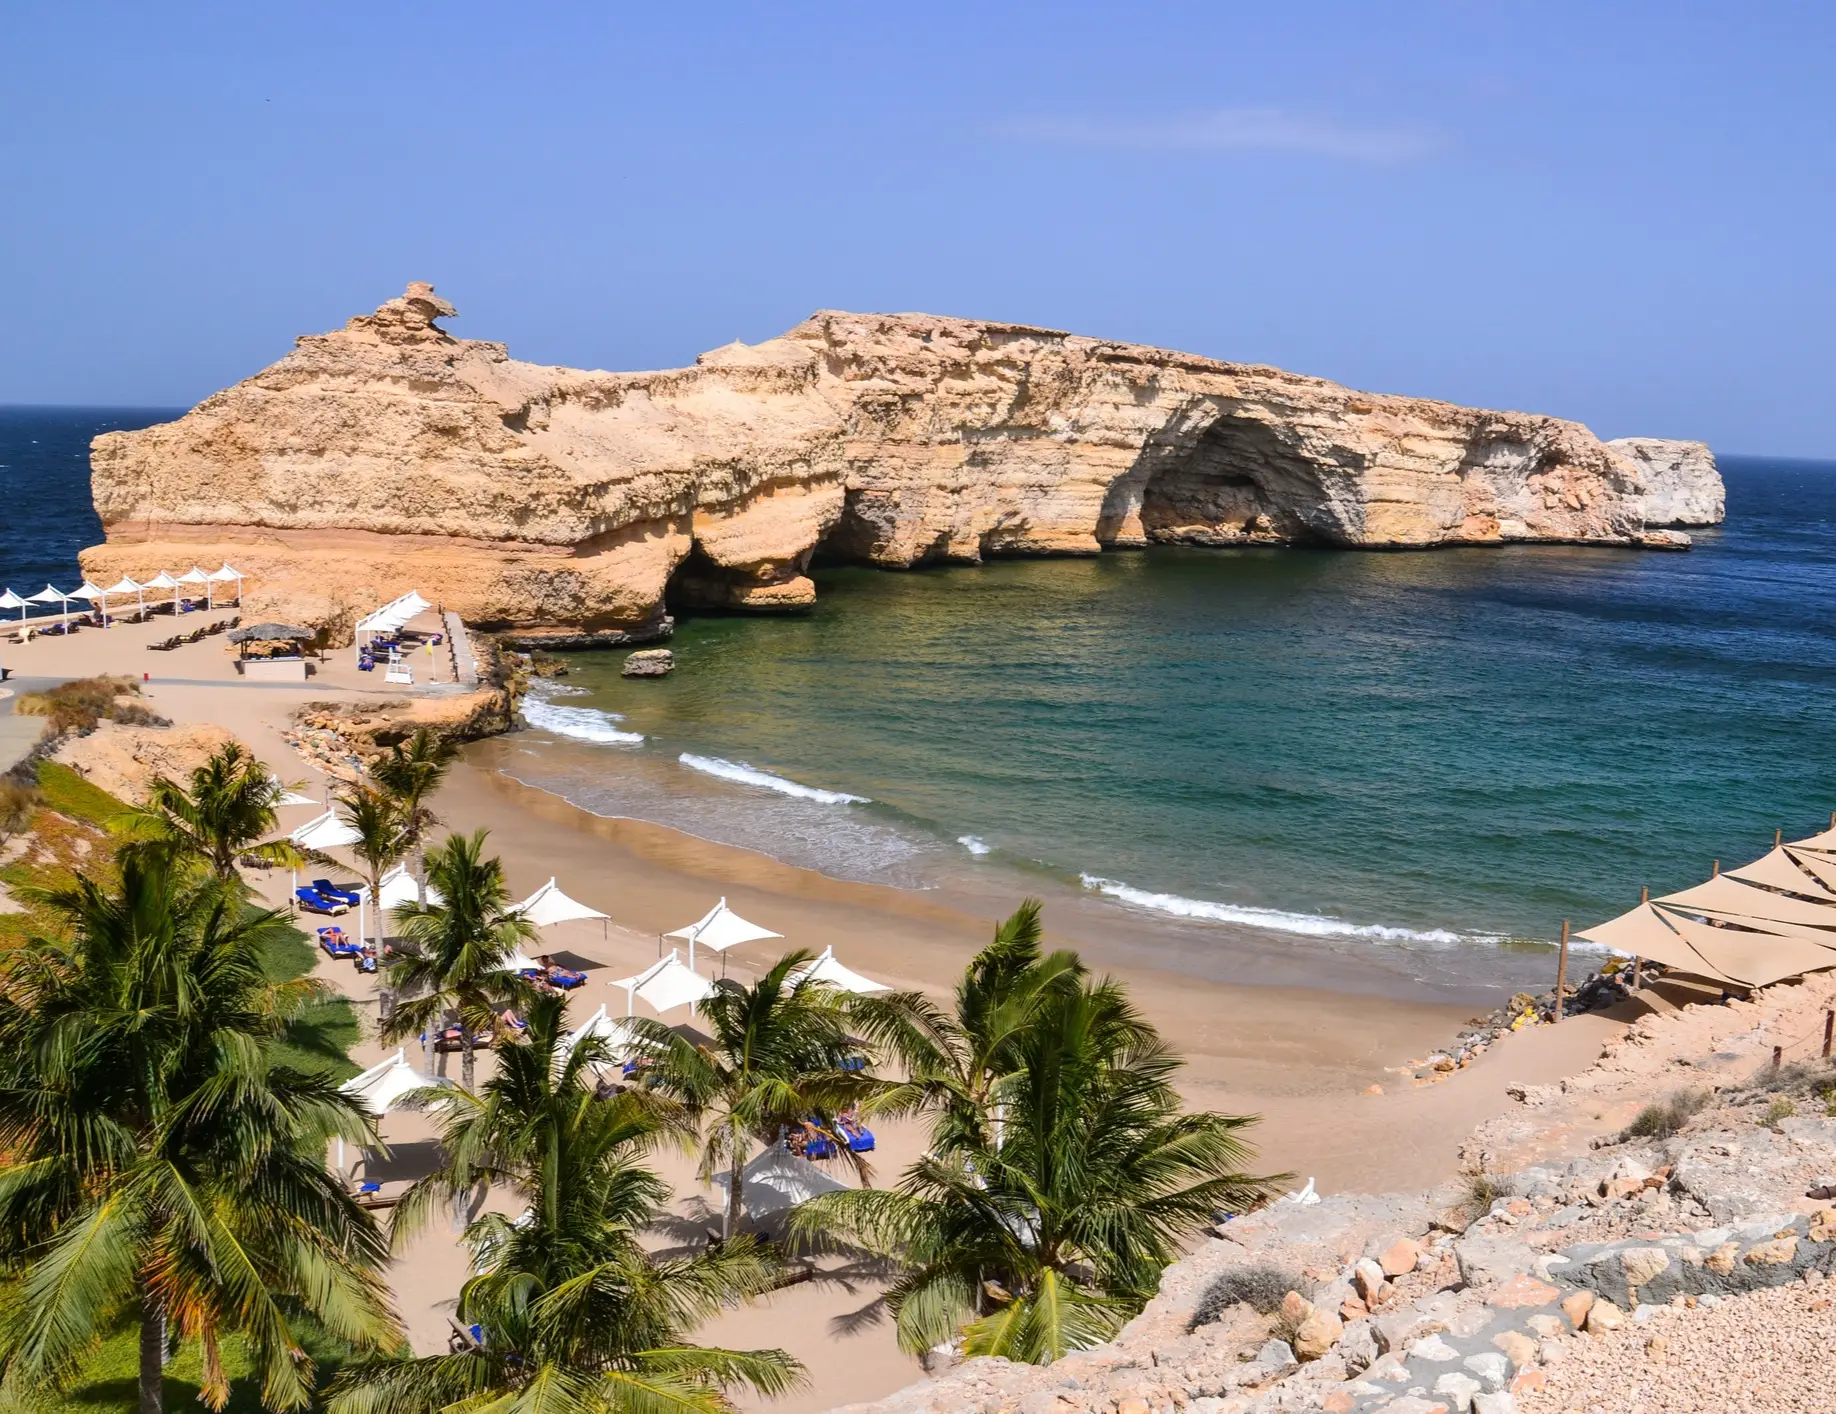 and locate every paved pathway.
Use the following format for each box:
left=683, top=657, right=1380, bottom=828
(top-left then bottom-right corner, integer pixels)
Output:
left=0, top=686, right=44, bottom=775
